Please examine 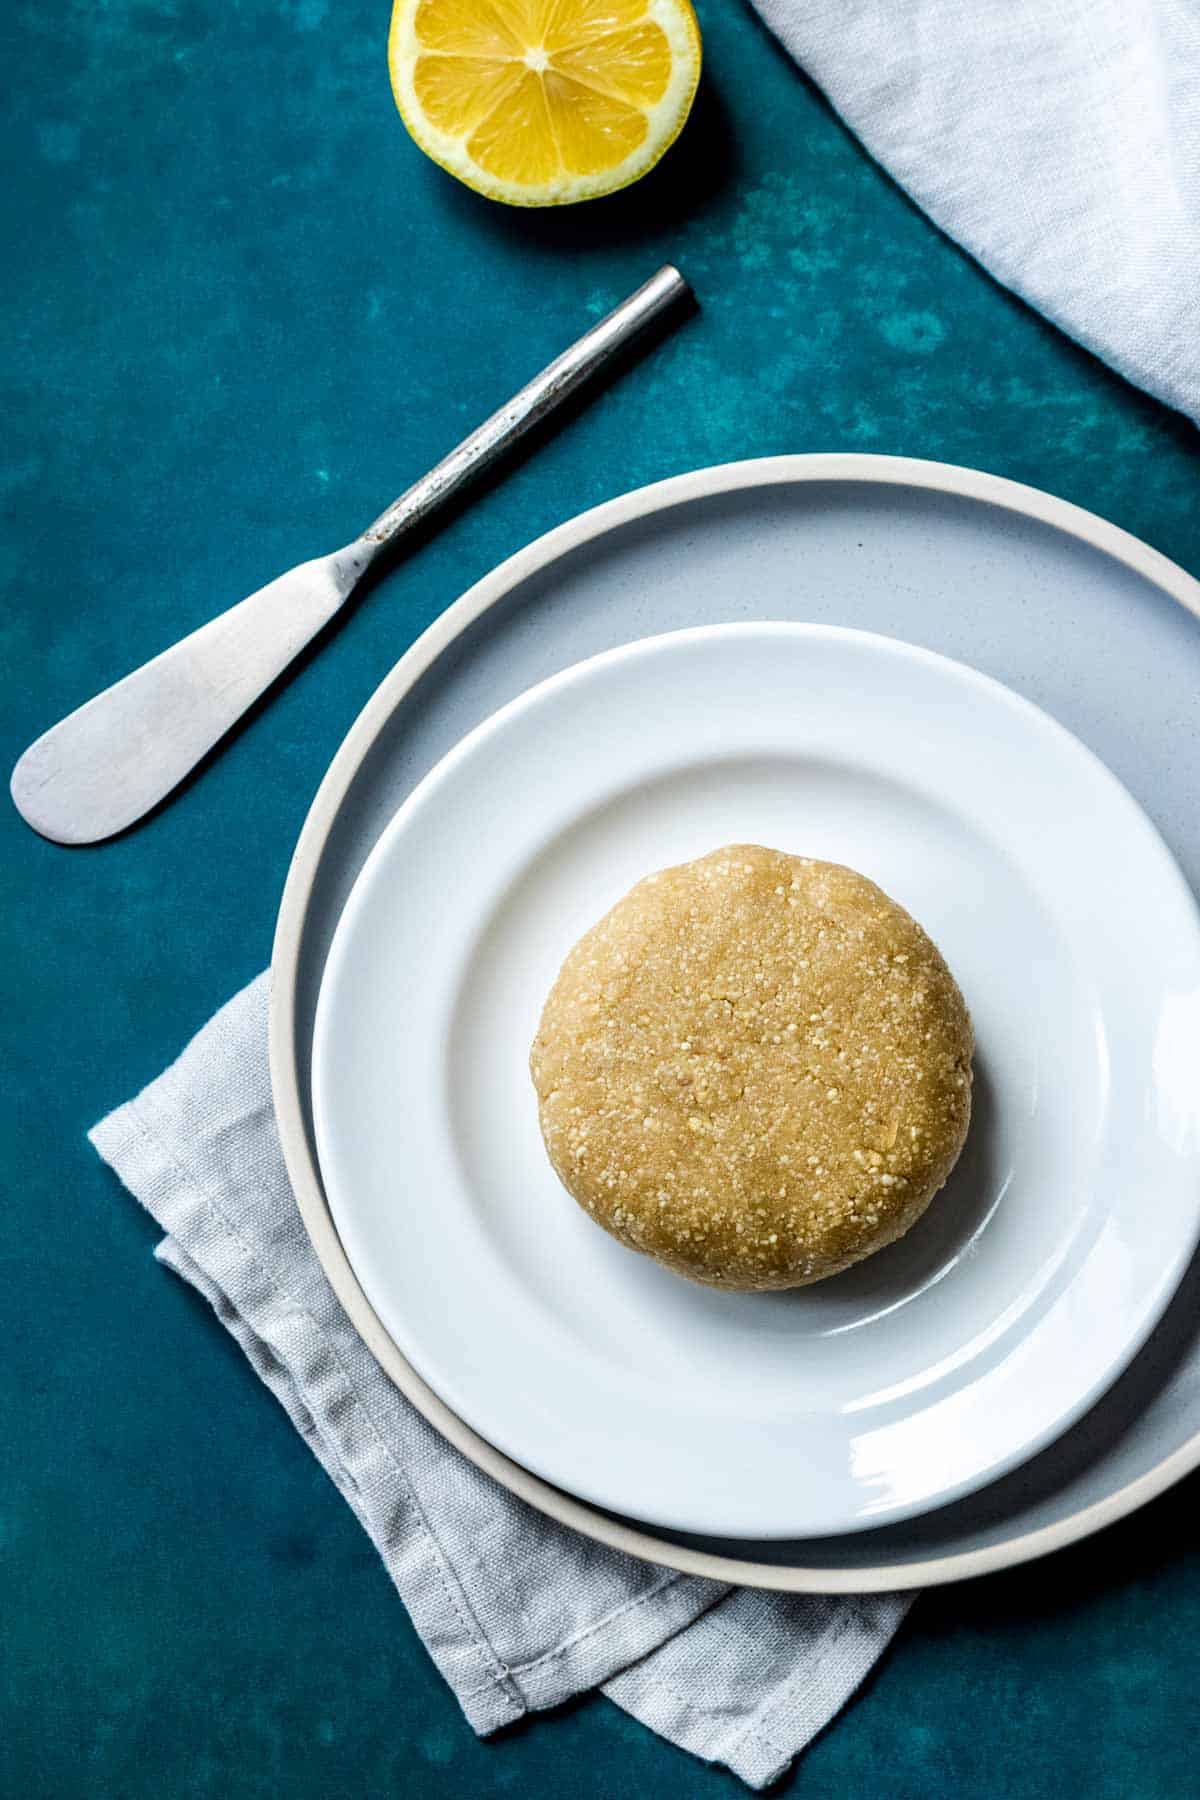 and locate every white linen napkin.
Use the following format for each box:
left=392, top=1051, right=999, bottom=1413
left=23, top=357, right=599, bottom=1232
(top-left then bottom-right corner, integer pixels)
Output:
left=748, top=0, right=1200, bottom=422
left=90, top=976, right=909, bottom=1789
